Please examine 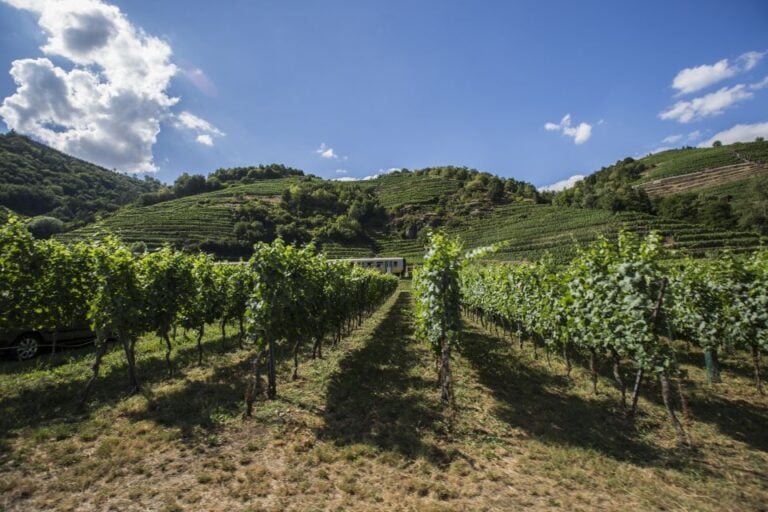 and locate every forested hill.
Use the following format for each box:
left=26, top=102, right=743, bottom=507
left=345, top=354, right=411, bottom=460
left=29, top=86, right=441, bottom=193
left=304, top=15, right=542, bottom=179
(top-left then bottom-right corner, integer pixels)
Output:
left=0, top=131, right=161, bottom=226
left=551, top=138, right=768, bottom=233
